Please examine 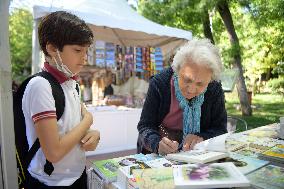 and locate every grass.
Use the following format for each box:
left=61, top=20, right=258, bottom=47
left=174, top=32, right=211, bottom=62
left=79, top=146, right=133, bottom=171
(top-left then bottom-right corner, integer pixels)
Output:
left=225, top=92, right=284, bottom=131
